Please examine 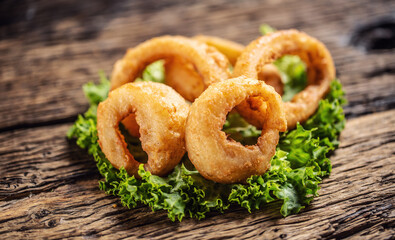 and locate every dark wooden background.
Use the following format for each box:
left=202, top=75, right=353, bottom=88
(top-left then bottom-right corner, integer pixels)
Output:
left=1, top=0, right=394, bottom=239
